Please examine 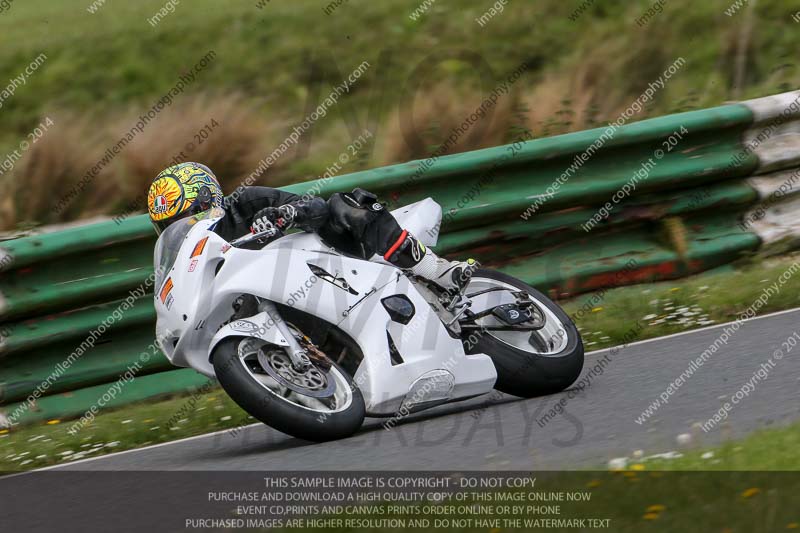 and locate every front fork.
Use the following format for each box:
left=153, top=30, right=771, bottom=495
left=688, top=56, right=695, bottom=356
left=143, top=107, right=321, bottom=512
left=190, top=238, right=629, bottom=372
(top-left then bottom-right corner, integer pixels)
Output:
left=259, top=300, right=311, bottom=371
